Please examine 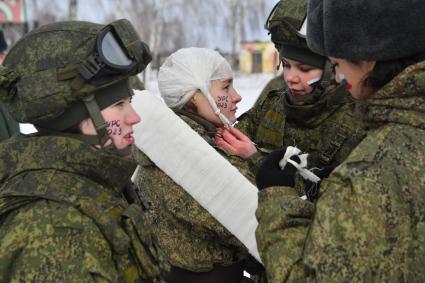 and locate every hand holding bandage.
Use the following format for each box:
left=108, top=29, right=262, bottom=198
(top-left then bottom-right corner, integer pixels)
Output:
left=256, top=146, right=320, bottom=190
